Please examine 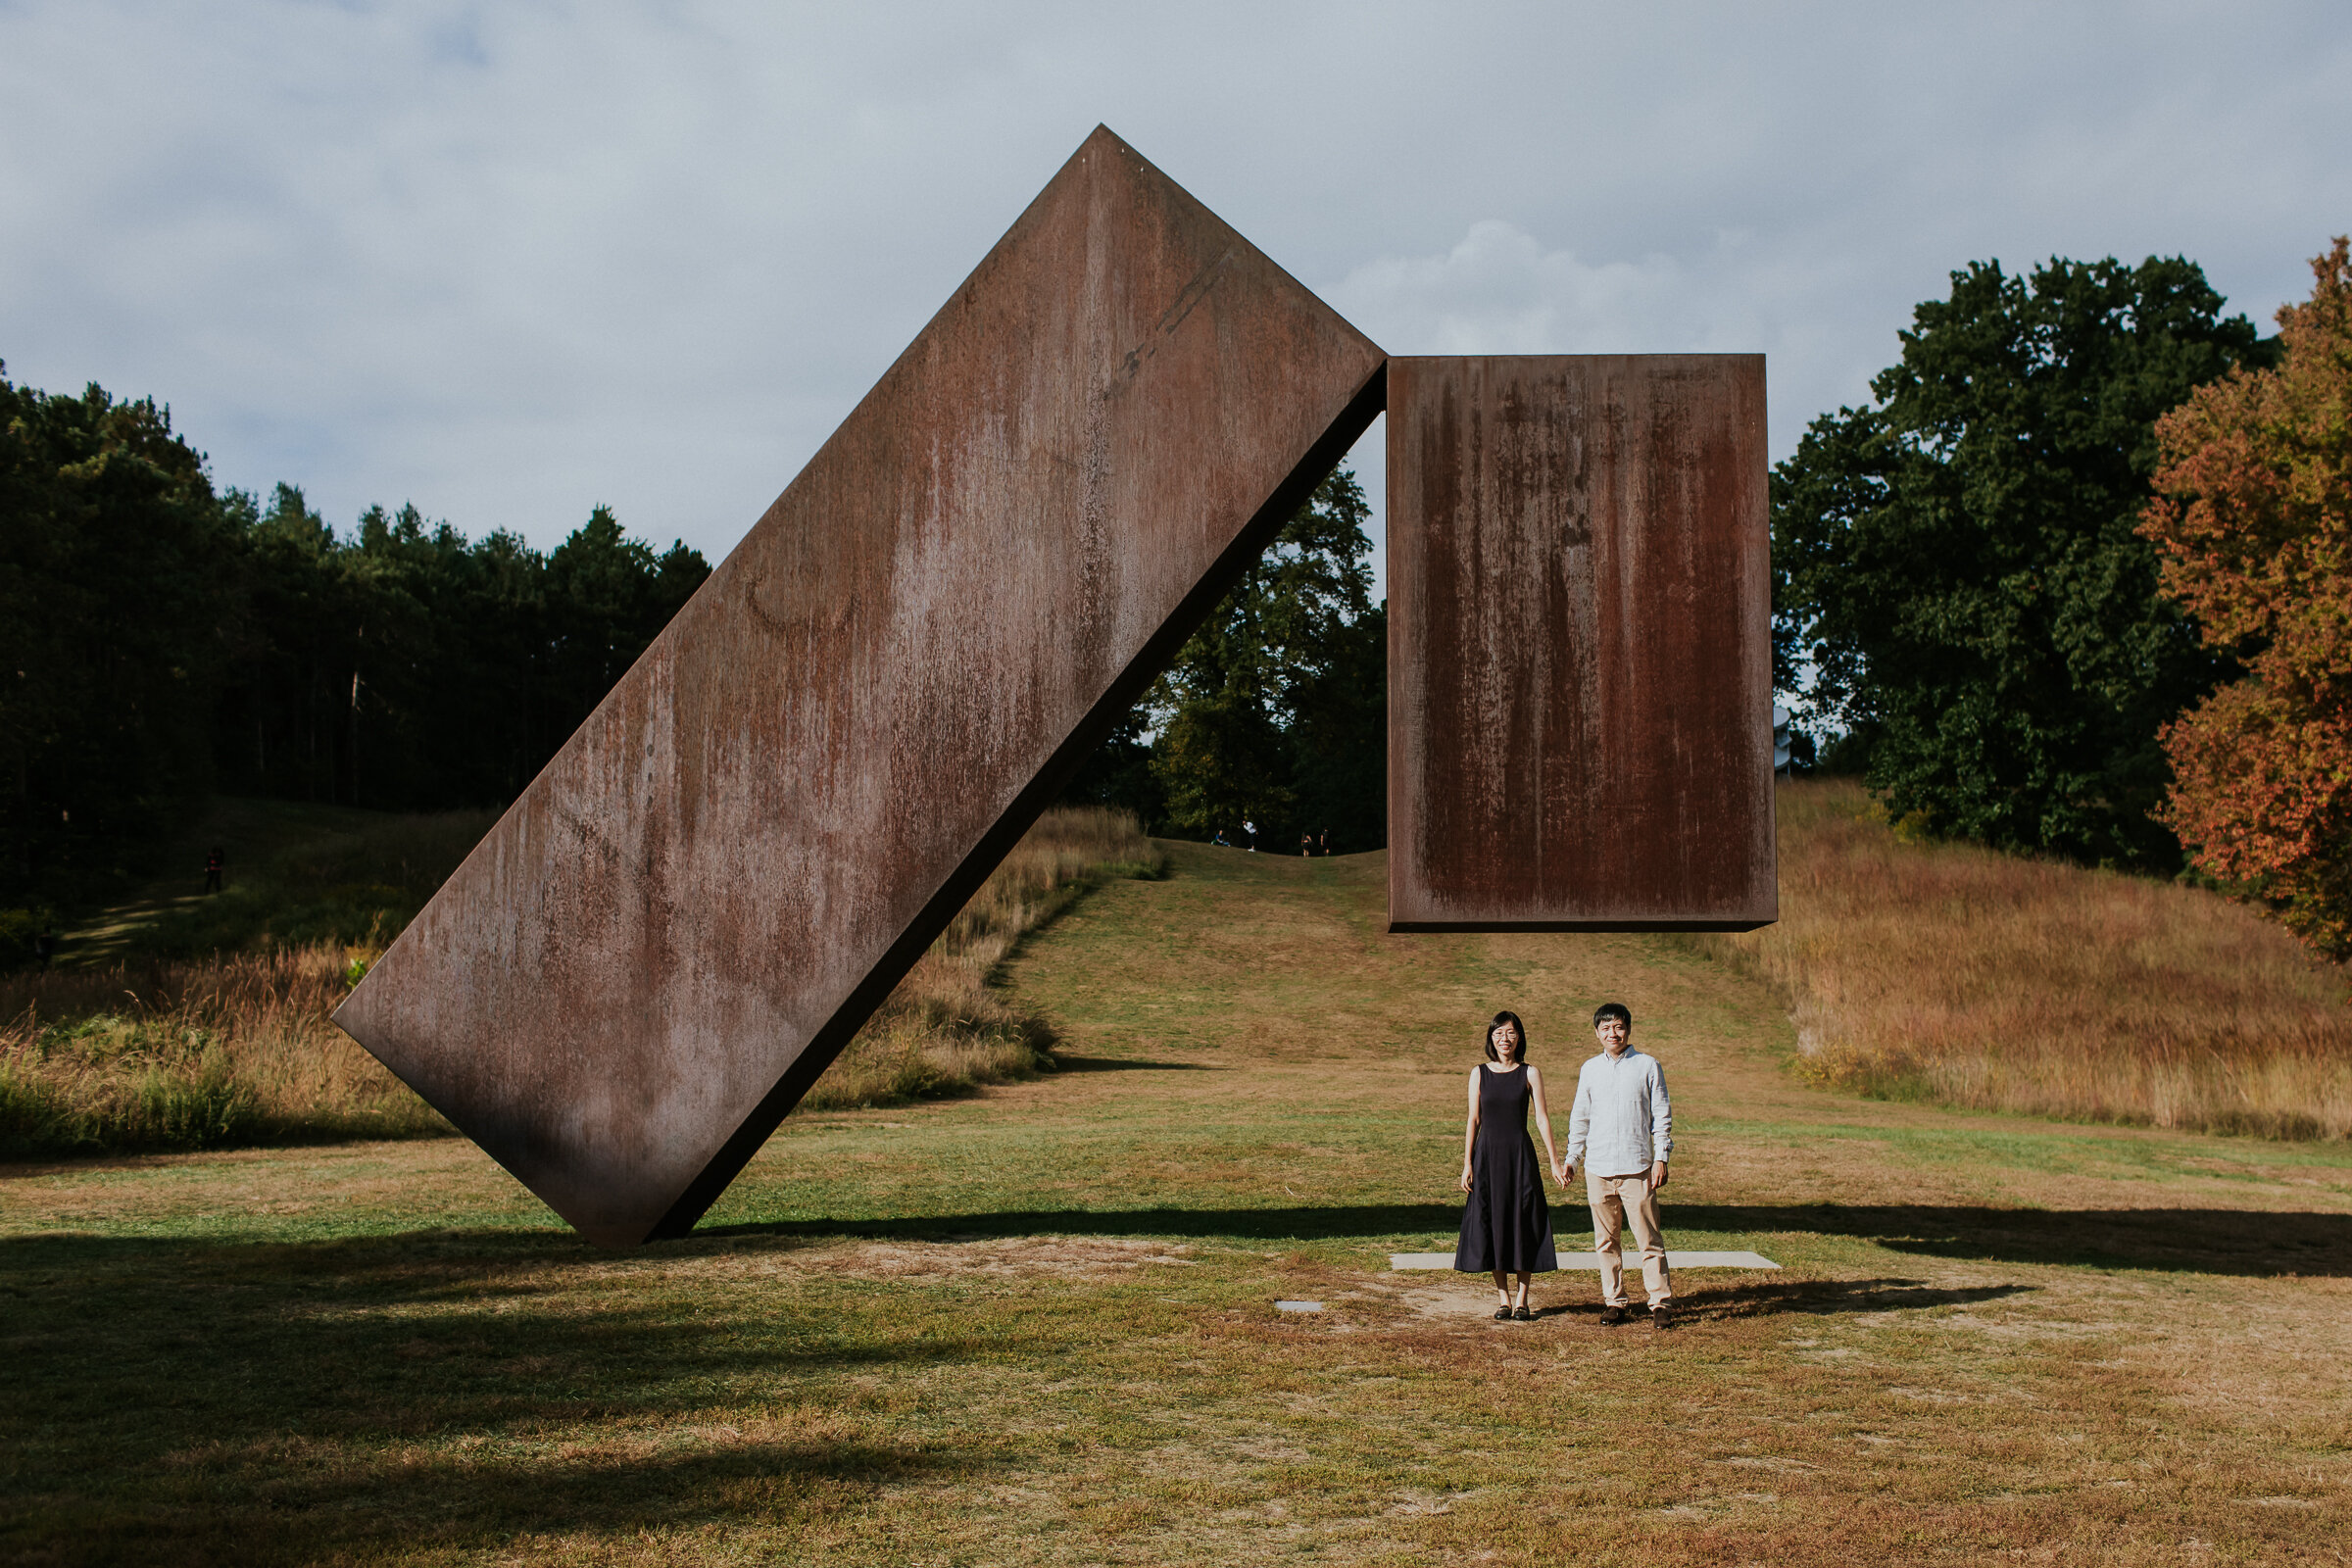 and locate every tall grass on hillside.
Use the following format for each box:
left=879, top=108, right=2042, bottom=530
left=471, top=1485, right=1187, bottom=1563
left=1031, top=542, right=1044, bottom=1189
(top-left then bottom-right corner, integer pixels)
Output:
left=0, top=948, right=446, bottom=1157
left=804, top=807, right=1162, bottom=1109
left=1699, top=779, right=2352, bottom=1138
left=0, top=807, right=1160, bottom=1156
